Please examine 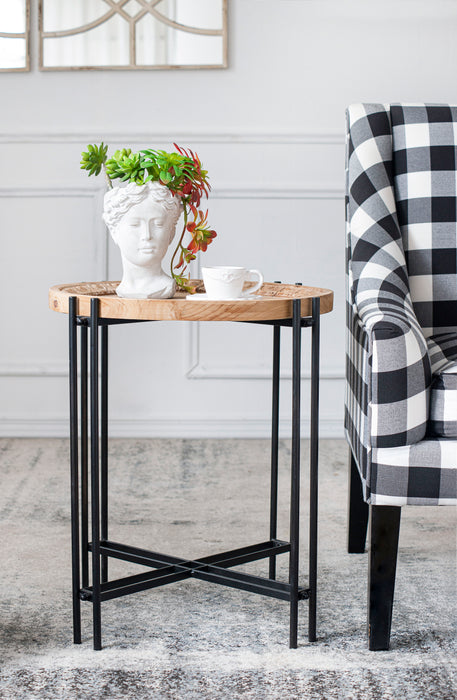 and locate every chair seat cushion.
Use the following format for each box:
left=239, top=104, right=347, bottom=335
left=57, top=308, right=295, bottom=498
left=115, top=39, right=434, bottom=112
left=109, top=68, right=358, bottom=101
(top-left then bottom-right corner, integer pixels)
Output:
left=429, top=360, right=457, bottom=438
left=427, top=332, right=457, bottom=374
